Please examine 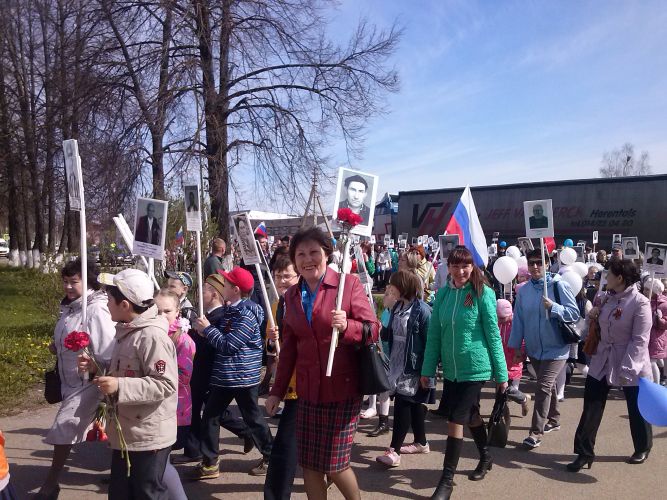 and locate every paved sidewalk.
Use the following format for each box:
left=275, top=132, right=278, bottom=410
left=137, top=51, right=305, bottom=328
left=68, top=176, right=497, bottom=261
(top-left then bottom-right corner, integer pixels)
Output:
left=2, top=375, right=664, bottom=499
